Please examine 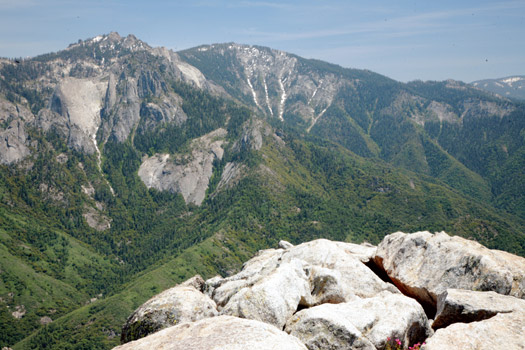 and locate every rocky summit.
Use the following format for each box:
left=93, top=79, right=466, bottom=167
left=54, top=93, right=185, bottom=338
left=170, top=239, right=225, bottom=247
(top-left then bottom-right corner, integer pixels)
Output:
left=116, top=231, right=525, bottom=350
